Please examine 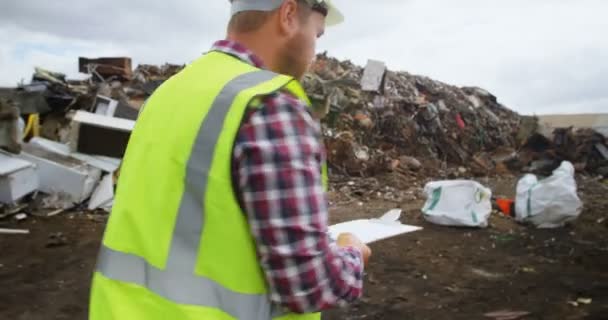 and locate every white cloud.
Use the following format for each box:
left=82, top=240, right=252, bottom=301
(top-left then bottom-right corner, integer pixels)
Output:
left=1, top=0, right=607, bottom=115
